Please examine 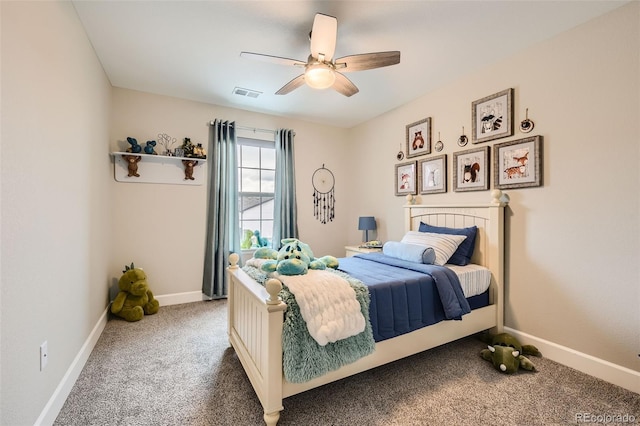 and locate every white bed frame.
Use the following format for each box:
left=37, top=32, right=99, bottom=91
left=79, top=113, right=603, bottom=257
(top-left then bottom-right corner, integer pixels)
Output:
left=227, top=192, right=507, bottom=425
